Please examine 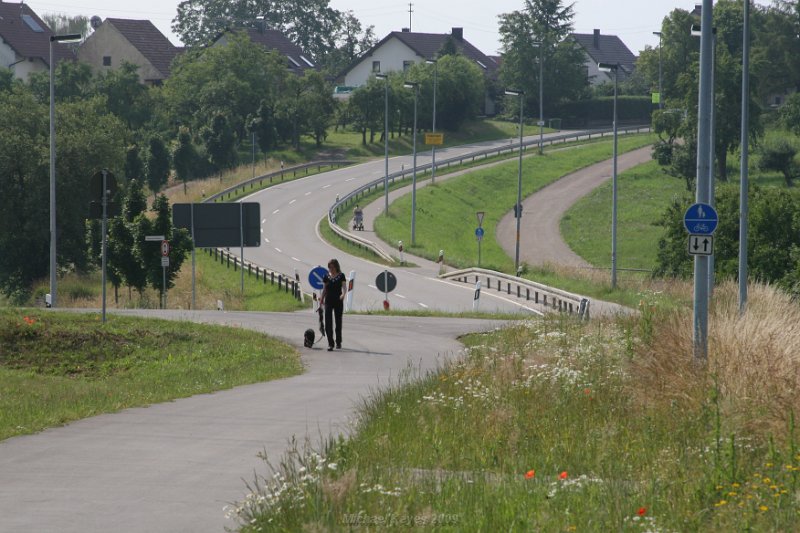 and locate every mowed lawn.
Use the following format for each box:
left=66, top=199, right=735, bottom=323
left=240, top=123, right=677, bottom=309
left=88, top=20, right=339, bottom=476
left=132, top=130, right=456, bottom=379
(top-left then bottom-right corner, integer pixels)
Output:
left=0, top=310, right=301, bottom=441
left=375, top=135, right=656, bottom=272
left=561, top=159, right=687, bottom=270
